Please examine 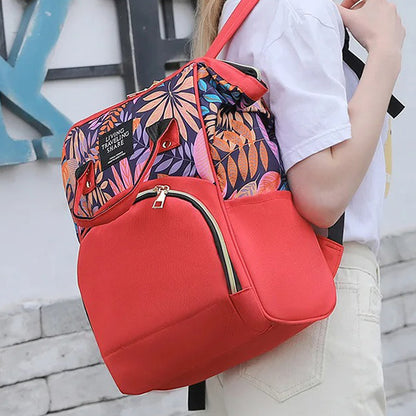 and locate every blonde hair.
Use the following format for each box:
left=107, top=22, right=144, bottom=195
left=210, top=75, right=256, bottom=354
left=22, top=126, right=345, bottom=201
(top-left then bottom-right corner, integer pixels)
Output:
left=191, top=0, right=227, bottom=59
